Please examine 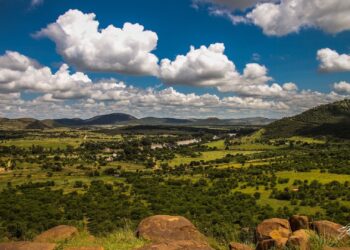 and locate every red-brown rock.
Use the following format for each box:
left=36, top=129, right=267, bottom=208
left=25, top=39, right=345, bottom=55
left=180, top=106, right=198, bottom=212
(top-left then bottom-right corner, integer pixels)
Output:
left=134, top=240, right=213, bottom=250
left=0, top=241, right=56, bottom=250
left=64, top=247, right=104, bottom=250
left=312, top=221, right=348, bottom=241
left=256, top=218, right=291, bottom=242
left=34, top=225, right=78, bottom=243
left=256, top=239, right=275, bottom=250
left=229, top=242, right=253, bottom=250
left=287, top=229, right=311, bottom=250
left=136, top=215, right=209, bottom=245
left=289, top=215, right=309, bottom=231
